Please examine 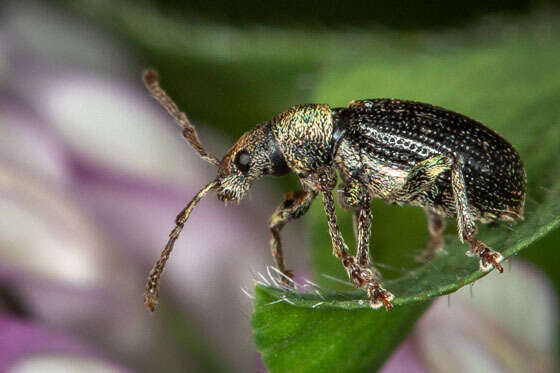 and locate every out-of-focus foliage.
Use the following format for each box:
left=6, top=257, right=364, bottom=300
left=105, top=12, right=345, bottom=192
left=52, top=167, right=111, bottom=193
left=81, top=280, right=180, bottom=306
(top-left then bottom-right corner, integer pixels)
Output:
left=144, top=0, right=542, bottom=30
